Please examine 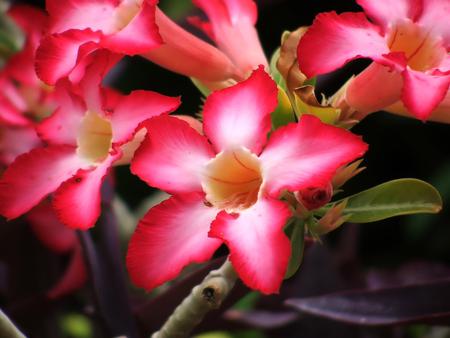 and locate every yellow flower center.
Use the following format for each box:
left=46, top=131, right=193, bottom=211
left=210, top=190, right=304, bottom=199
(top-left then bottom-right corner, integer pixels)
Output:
left=387, top=19, right=446, bottom=71
left=202, top=147, right=263, bottom=213
left=77, top=111, right=113, bottom=163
